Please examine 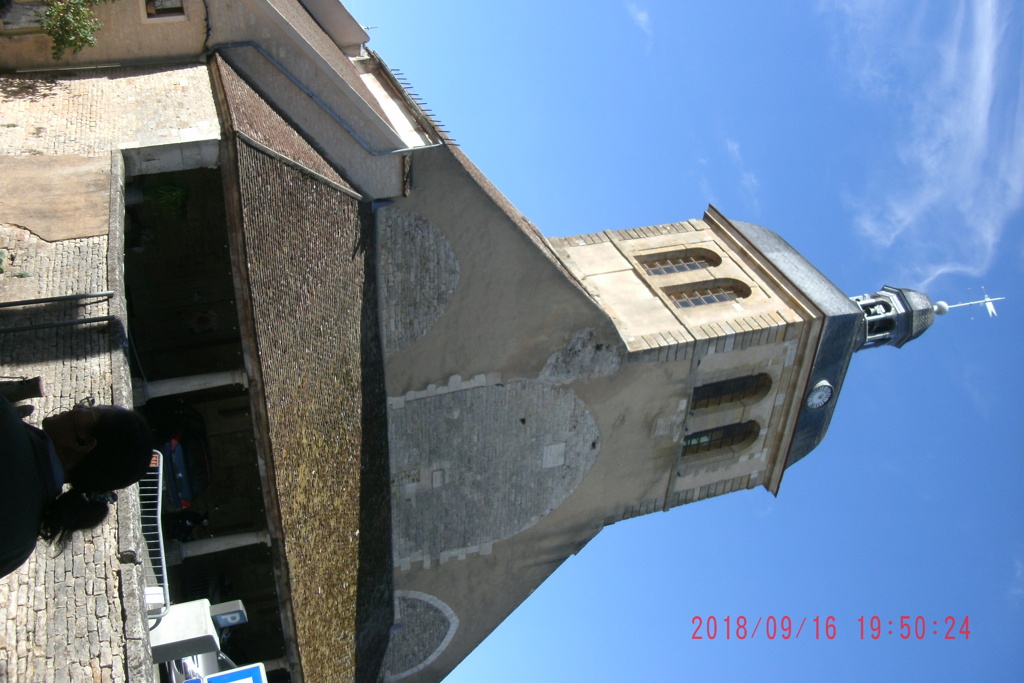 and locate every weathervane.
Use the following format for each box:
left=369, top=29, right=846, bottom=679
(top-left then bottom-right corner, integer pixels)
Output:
left=933, top=287, right=1005, bottom=318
